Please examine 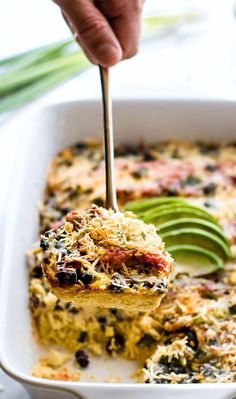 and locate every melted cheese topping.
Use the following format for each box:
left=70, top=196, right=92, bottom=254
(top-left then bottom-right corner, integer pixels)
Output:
left=41, top=205, right=172, bottom=294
